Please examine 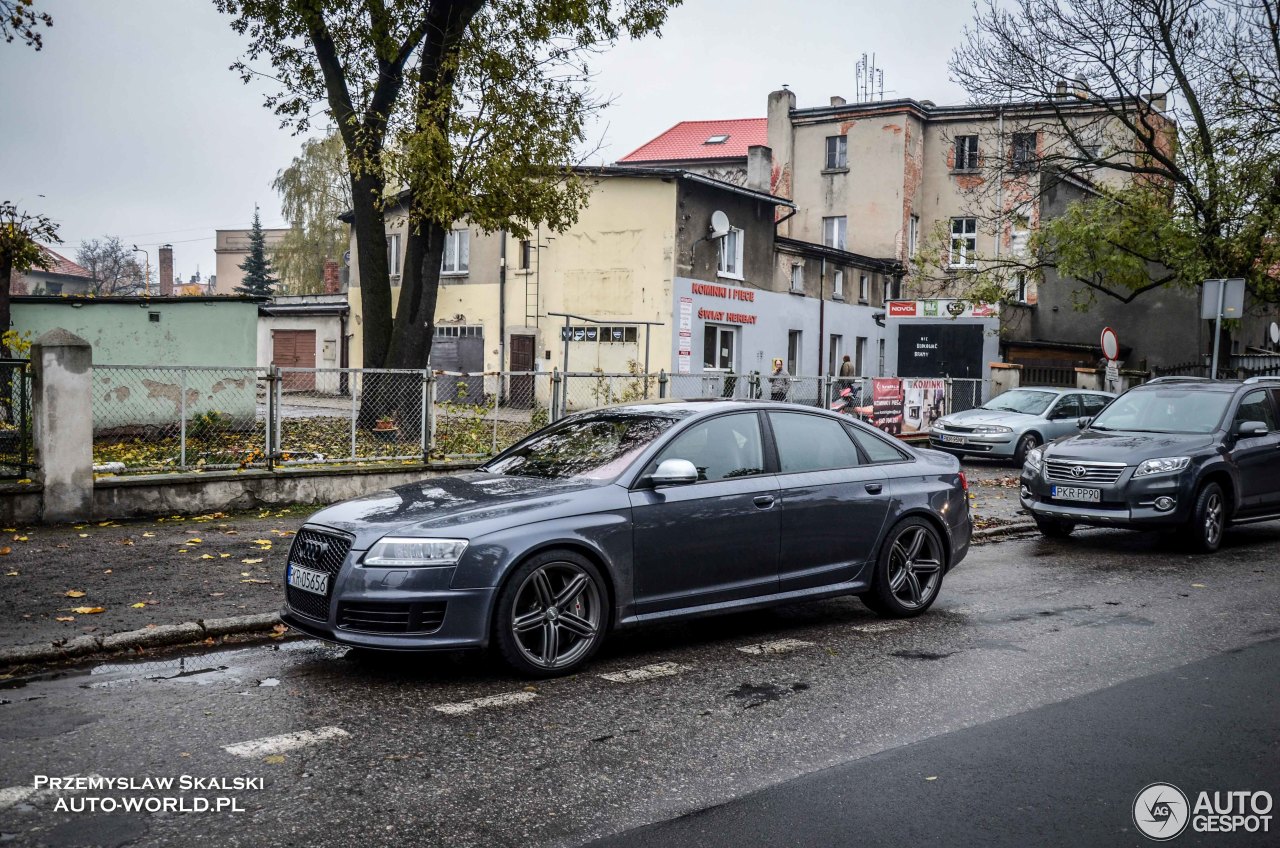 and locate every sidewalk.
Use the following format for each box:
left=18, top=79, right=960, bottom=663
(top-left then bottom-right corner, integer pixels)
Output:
left=0, top=478, right=1027, bottom=668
